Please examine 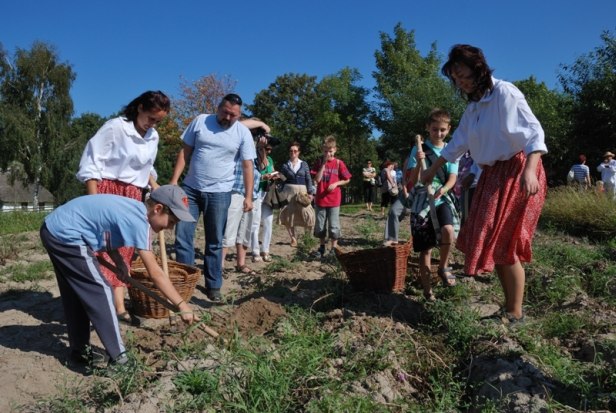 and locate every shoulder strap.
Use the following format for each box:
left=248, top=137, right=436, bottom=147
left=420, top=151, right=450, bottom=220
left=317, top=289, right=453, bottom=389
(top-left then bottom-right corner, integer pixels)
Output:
left=422, top=144, right=447, bottom=184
